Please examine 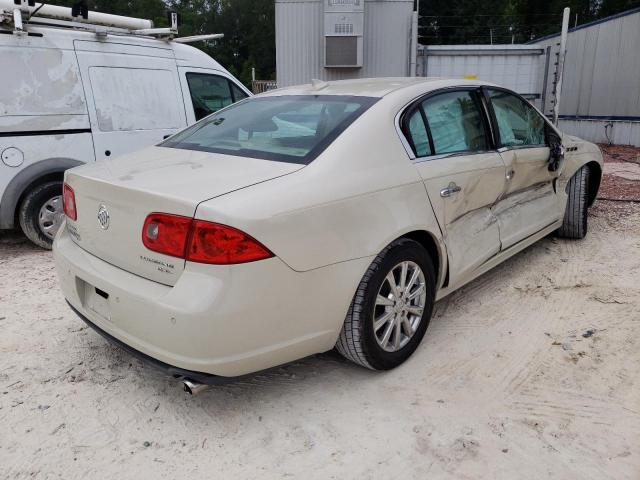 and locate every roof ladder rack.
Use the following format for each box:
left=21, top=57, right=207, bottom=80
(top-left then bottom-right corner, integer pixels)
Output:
left=0, top=0, right=222, bottom=42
